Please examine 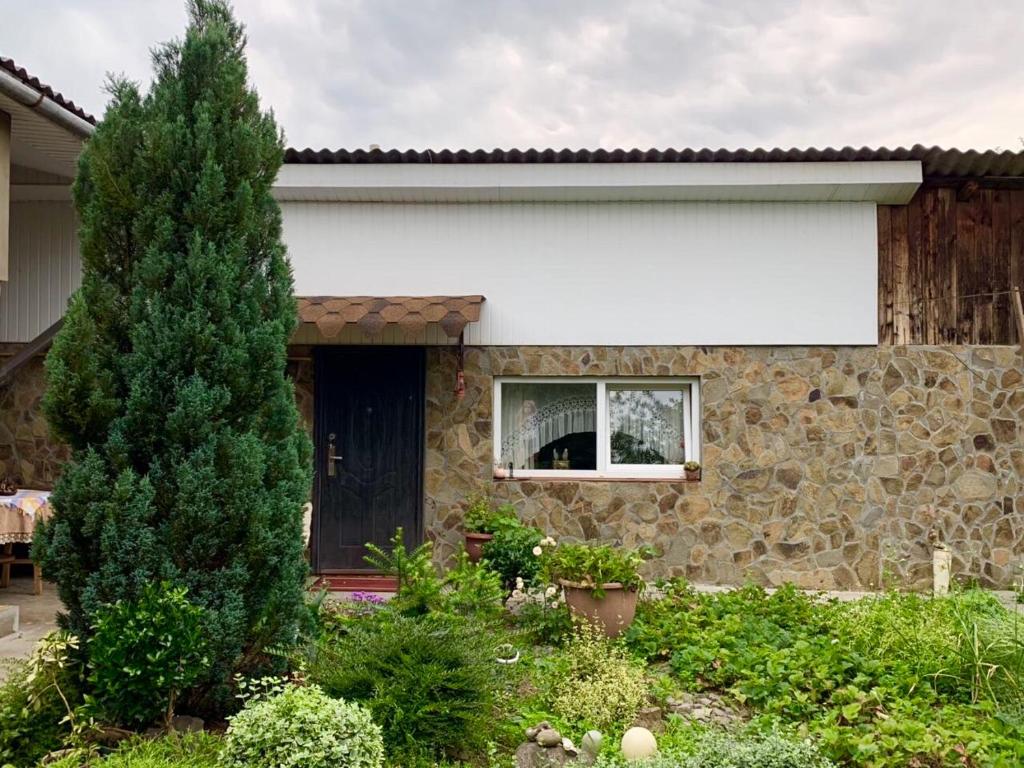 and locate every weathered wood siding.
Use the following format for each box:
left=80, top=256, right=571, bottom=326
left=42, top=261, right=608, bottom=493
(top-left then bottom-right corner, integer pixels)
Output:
left=879, top=187, right=1024, bottom=344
